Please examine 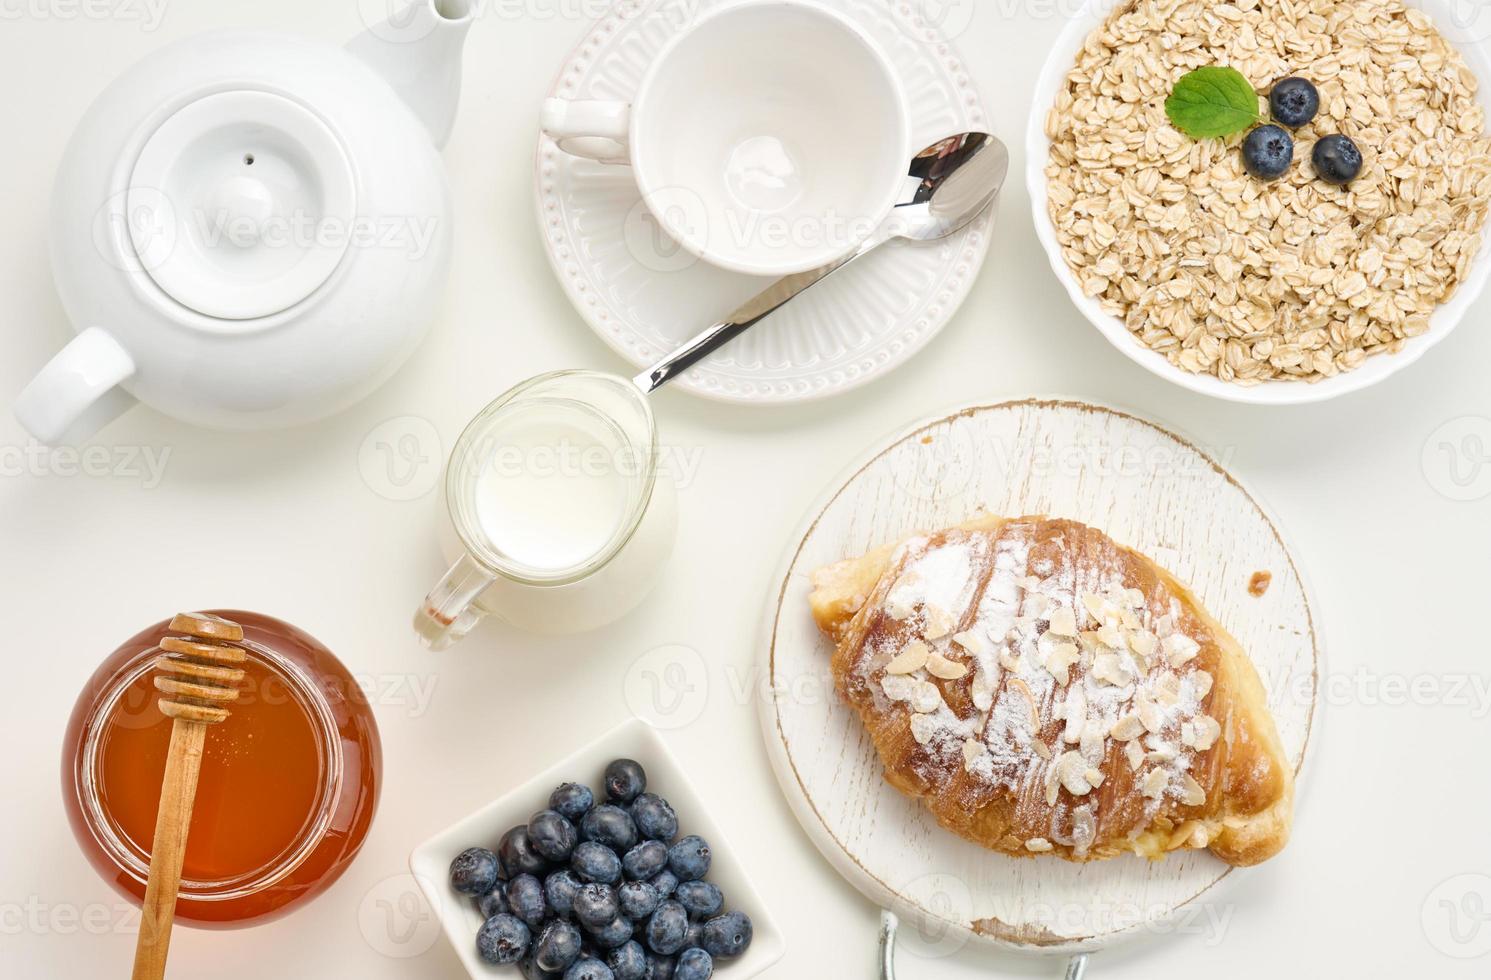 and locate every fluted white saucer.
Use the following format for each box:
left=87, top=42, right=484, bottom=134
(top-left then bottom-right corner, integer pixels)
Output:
left=534, top=0, right=995, bottom=404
